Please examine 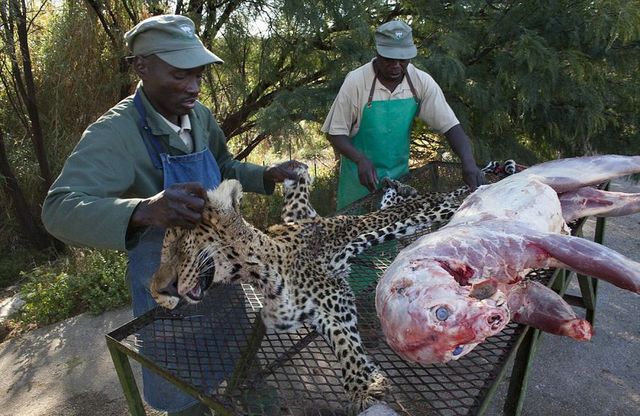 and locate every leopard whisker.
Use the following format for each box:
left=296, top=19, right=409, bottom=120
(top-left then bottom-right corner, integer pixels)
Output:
left=197, top=243, right=230, bottom=271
